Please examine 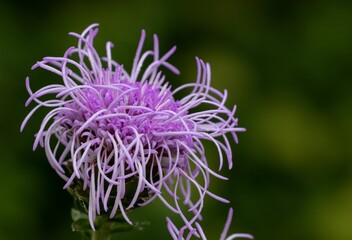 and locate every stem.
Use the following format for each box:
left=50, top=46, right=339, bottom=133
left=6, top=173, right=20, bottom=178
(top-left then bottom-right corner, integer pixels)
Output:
left=69, top=190, right=149, bottom=240
left=67, top=170, right=151, bottom=240
left=77, top=228, right=112, bottom=240
left=91, top=228, right=112, bottom=240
